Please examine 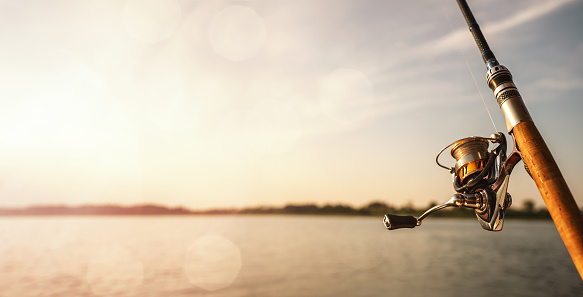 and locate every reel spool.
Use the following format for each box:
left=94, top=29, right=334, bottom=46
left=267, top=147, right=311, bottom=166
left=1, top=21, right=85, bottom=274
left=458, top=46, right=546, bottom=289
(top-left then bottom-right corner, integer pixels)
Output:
left=451, top=137, right=489, bottom=185
left=436, top=134, right=502, bottom=193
